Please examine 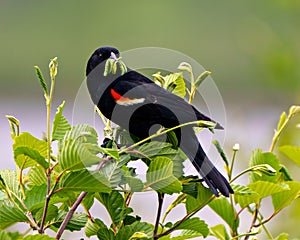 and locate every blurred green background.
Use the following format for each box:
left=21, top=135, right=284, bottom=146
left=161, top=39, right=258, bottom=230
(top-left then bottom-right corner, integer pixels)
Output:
left=1, top=0, right=300, bottom=238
